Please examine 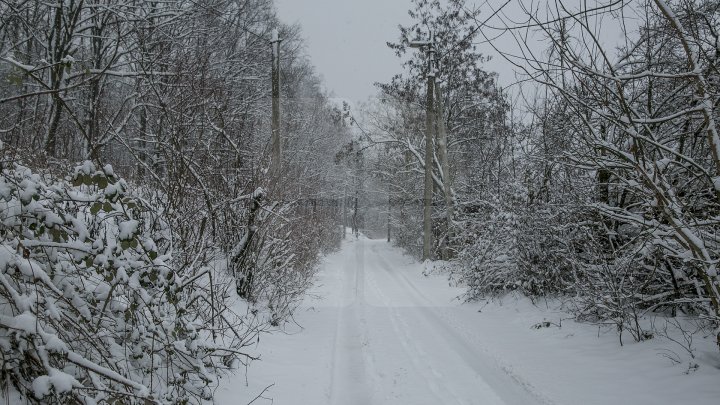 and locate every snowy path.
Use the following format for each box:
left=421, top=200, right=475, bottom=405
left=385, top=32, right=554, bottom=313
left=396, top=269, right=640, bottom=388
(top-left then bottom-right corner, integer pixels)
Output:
left=214, top=236, right=720, bottom=405
left=216, top=237, right=548, bottom=404
left=332, top=238, right=548, bottom=405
